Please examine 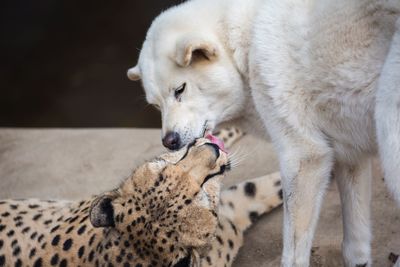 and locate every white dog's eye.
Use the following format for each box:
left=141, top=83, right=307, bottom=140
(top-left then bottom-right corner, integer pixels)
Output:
left=174, top=83, right=186, bottom=101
